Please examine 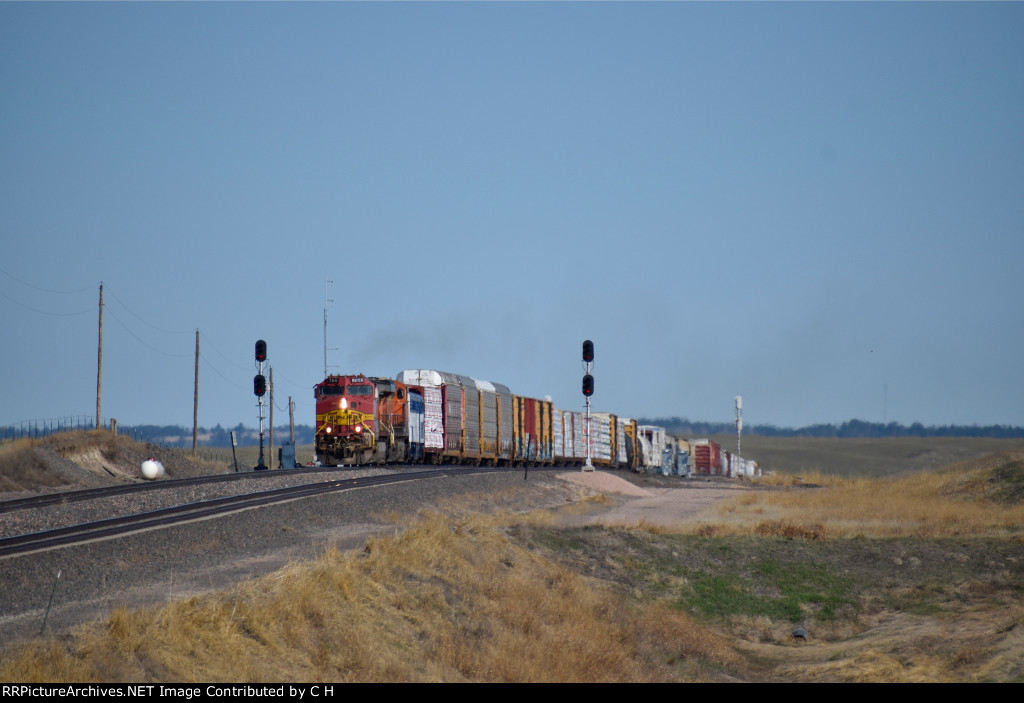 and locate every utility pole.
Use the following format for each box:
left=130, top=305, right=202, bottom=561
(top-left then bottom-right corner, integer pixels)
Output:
left=735, top=396, right=742, bottom=461
left=192, top=330, right=199, bottom=457
left=288, top=395, right=295, bottom=444
left=96, top=282, right=103, bottom=430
